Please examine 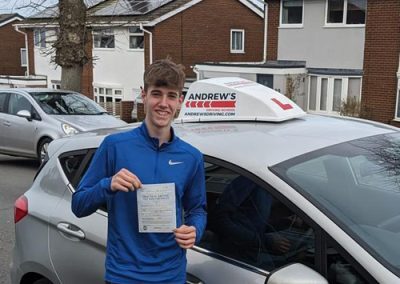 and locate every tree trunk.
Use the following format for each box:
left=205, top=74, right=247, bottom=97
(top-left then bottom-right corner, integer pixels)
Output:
left=61, top=65, right=83, bottom=91
left=54, top=0, right=87, bottom=92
